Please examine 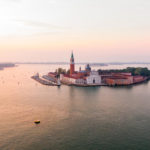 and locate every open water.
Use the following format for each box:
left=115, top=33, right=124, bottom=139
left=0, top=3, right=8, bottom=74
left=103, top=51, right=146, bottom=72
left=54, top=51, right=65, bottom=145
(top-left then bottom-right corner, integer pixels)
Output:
left=0, top=64, right=150, bottom=150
